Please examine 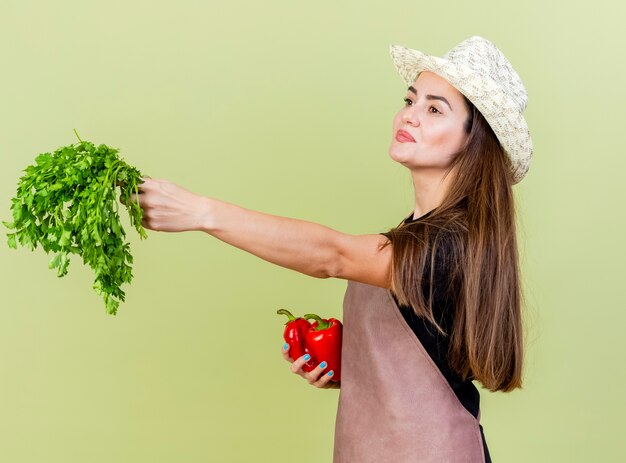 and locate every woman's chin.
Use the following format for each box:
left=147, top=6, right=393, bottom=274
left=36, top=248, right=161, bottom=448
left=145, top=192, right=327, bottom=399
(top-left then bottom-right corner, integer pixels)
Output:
left=388, top=145, right=413, bottom=164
